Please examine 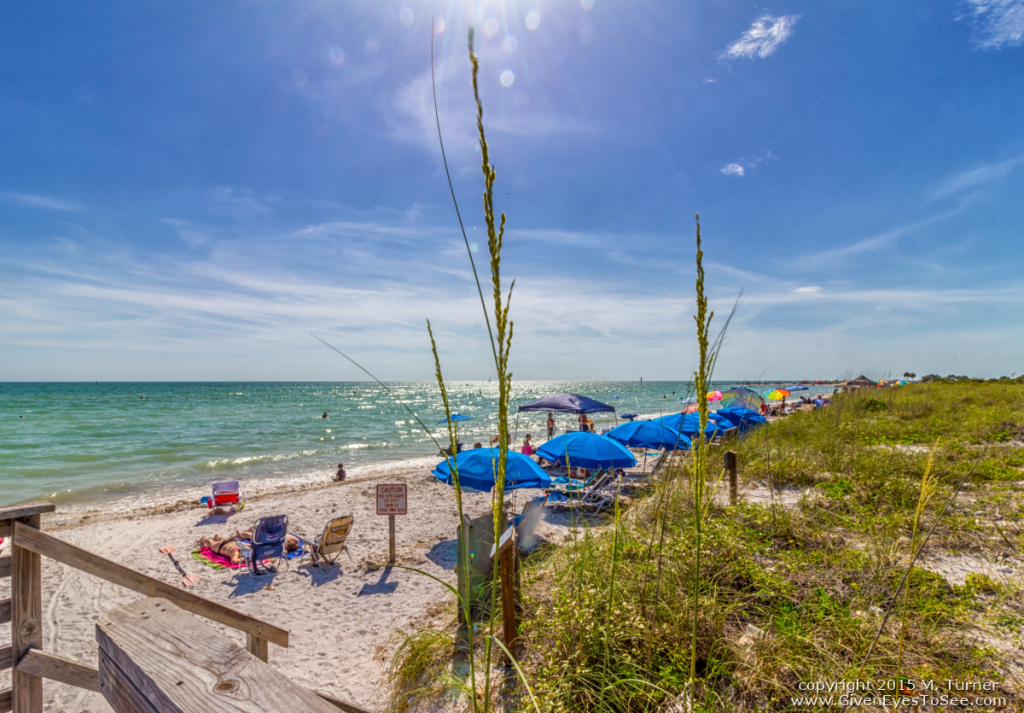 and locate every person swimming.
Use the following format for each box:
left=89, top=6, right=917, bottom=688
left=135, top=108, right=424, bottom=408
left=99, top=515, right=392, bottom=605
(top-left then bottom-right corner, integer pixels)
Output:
left=322, top=412, right=328, bottom=419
